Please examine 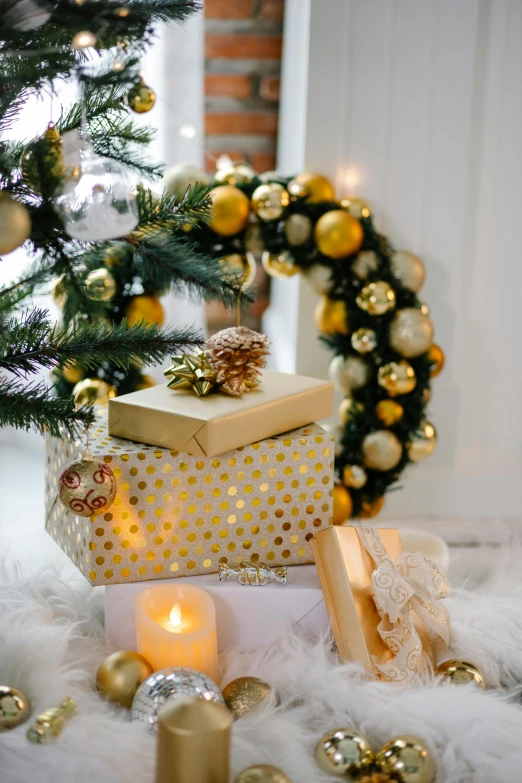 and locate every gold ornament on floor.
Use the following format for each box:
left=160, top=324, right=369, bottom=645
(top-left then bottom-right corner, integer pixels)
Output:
left=288, top=172, right=335, bottom=203
left=0, top=191, right=32, bottom=255
left=375, top=735, right=435, bottom=783
left=73, top=378, right=116, bottom=407
left=315, top=727, right=374, bottom=777
left=164, top=350, right=219, bottom=397
left=352, top=249, right=379, bottom=279
left=378, top=360, right=416, bottom=396
left=351, top=327, right=377, bottom=353
left=27, top=697, right=77, bottom=744
left=215, top=162, right=255, bottom=186
left=209, top=185, right=250, bottom=236
left=333, top=484, right=353, bottom=525
left=251, top=183, right=290, bottom=221
left=126, top=294, right=165, bottom=326
left=62, top=363, right=84, bottom=385
left=20, top=123, right=64, bottom=194
left=261, top=250, right=297, bottom=278
left=329, top=354, right=370, bottom=394
left=314, top=210, right=364, bottom=259
left=59, top=449, right=117, bottom=517
left=342, top=464, right=367, bottom=489
left=340, top=195, right=371, bottom=219
left=314, top=296, right=349, bottom=335
left=376, top=399, right=404, bottom=426
left=303, top=263, right=332, bottom=294
left=206, top=326, right=271, bottom=397
left=284, top=213, right=312, bottom=246
left=390, top=250, right=426, bottom=293
left=127, top=77, right=156, bottom=113
left=0, top=685, right=31, bottom=731
left=408, top=420, right=437, bottom=462
left=234, top=765, right=292, bottom=783
left=338, top=397, right=364, bottom=423
left=358, top=496, right=384, bottom=518
left=428, top=343, right=445, bottom=377
left=219, top=252, right=257, bottom=288
left=85, top=268, right=117, bottom=301
left=356, top=281, right=396, bottom=315
left=389, top=308, right=434, bottom=358
left=435, top=659, right=485, bottom=690
left=96, top=651, right=154, bottom=708
left=362, top=430, right=403, bottom=471
left=222, top=676, right=271, bottom=720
